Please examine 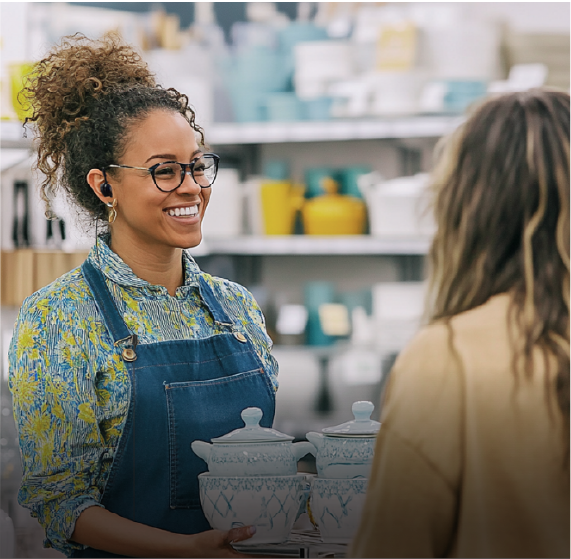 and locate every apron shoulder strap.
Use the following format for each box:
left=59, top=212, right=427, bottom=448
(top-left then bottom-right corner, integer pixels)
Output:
left=81, top=260, right=134, bottom=345
left=198, top=275, right=234, bottom=327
